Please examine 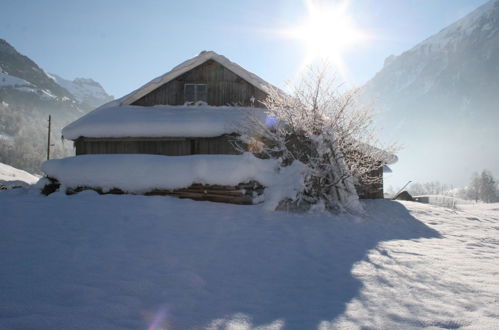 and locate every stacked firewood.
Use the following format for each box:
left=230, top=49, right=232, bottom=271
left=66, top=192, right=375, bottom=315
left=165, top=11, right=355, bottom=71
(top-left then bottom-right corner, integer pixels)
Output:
left=146, top=181, right=264, bottom=204
left=43, top=178, right=264, bottom=205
